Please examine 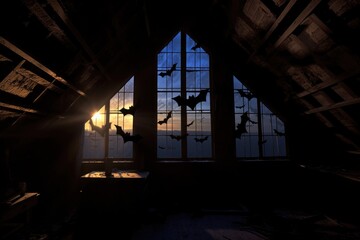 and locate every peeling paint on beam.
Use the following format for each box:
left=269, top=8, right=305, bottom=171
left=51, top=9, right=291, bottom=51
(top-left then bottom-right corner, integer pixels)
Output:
left=0, top=36, right=86, bottom=96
